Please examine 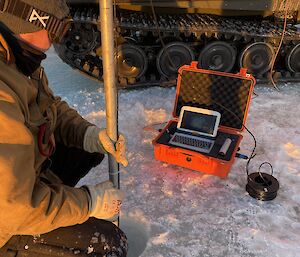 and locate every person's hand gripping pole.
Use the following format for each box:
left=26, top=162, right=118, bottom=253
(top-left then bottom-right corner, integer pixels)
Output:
left=83, top=126, right=128, bottom=167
